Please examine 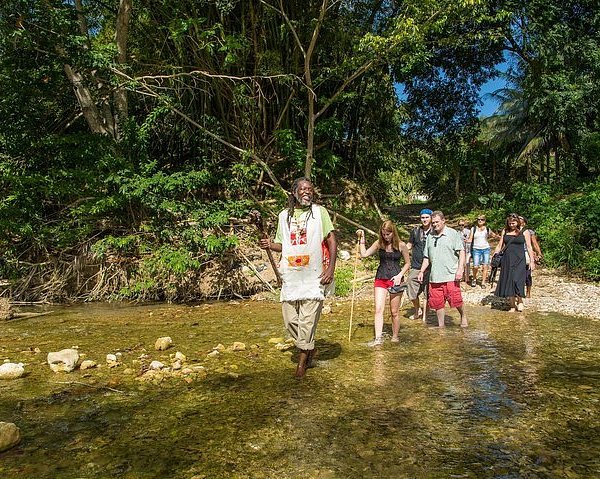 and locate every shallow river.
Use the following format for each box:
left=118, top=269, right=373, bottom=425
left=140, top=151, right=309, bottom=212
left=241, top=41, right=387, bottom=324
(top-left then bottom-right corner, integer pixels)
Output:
left=1, top=300, right=599, bottom=478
